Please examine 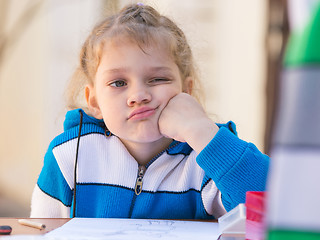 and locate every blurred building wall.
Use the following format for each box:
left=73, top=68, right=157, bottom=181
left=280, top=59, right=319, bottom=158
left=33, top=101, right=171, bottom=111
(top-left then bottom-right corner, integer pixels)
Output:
left=0, top=0, right=267, bottom=216
left=0, top=0, right=106, bottom=216
left=142, top=0, right=267, bottom=150
left=0, top=0, right=47, bottom=216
